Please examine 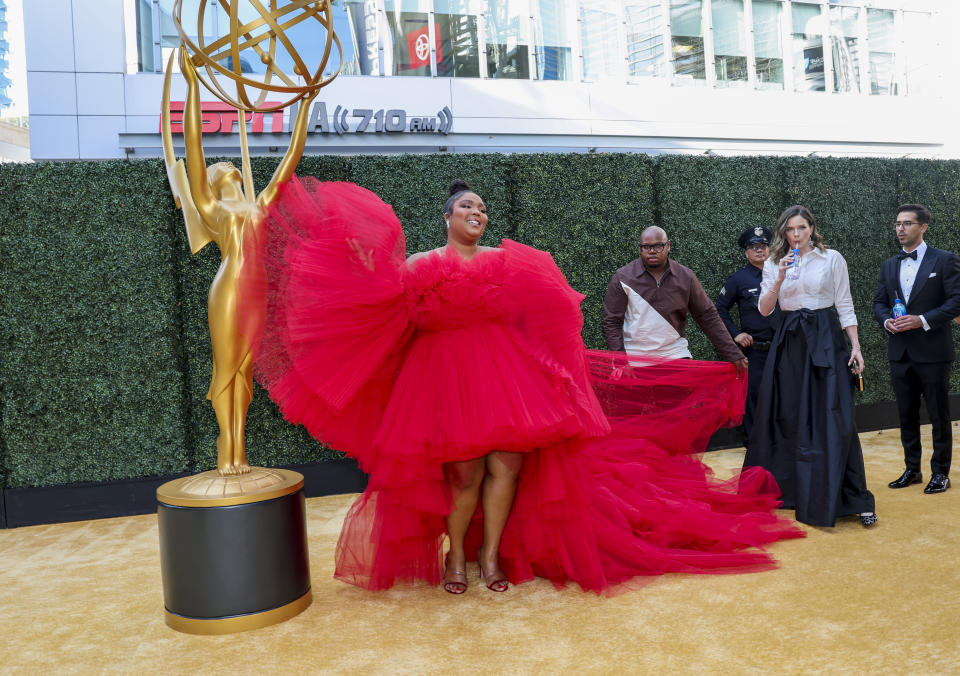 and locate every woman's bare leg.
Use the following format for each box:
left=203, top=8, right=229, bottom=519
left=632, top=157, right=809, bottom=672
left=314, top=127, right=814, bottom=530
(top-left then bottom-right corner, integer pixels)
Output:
left=479, top=451, right=524, bottom=590
left=443, top=457, right=485, bottom=591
